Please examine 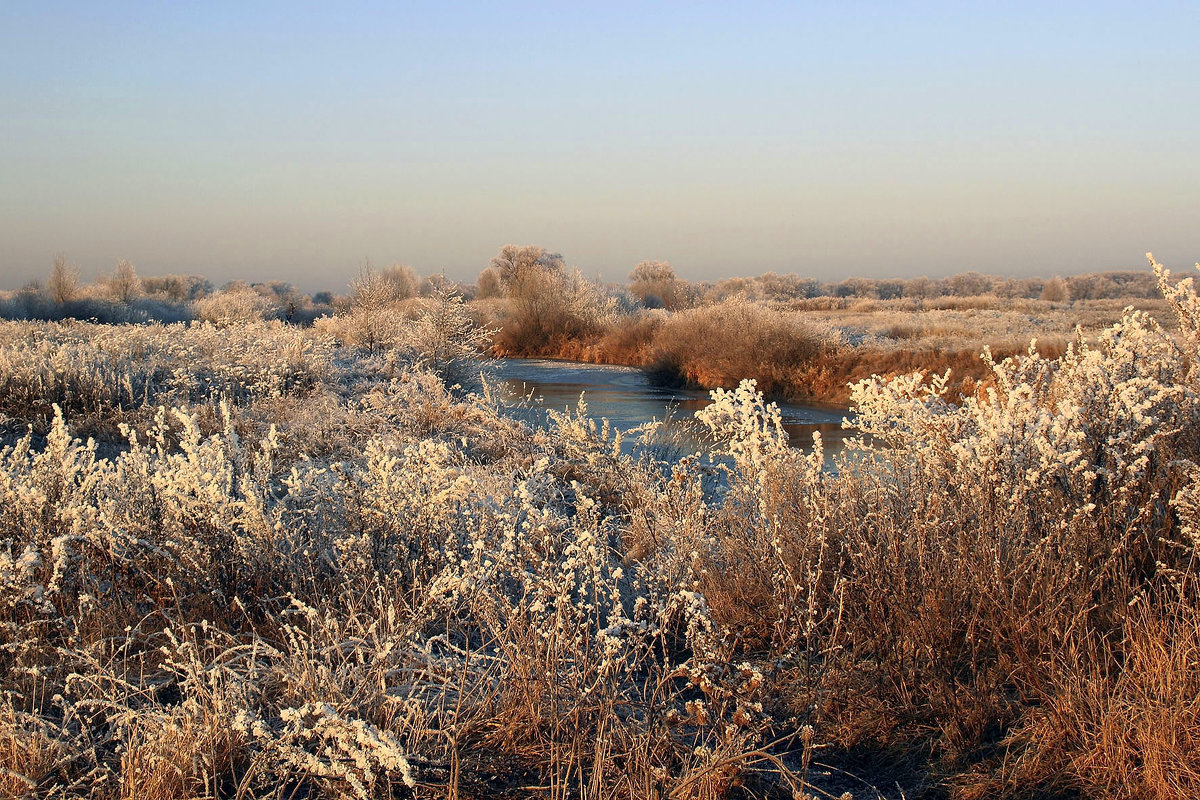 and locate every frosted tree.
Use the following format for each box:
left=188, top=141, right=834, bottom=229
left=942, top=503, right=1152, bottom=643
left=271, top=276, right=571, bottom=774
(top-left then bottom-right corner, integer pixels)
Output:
left=108, top=259, right=142, bottom=303
left=47, top=253, right=79, bottom=304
